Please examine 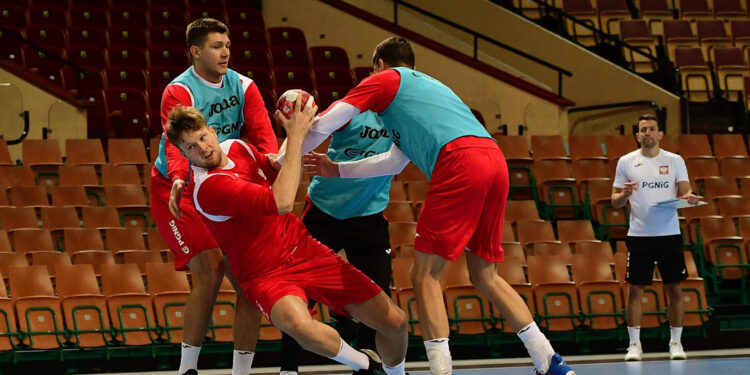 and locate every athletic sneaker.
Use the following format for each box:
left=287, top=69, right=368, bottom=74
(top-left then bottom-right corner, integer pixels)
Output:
left=426, top=347, right=453, bottom=375
left=179, top=370, right=198, bottom=375
left=353, top=349, right=386, bottom=375
left=624, top=342, right=643, bottom=361
left=533, top=353, right=575, bottom=375
left=669, top=341, right=687, bottom=360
